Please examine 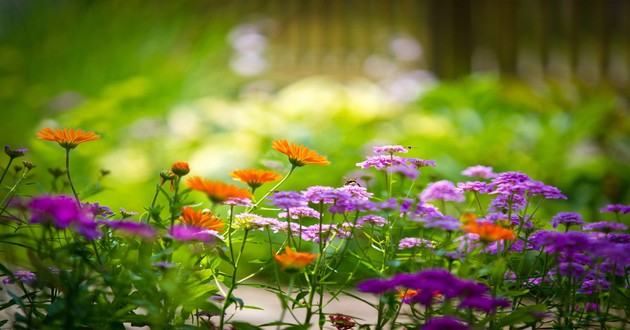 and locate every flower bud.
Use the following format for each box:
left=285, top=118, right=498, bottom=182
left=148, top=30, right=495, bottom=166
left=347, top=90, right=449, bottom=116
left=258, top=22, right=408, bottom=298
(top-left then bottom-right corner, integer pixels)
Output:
left=171, top=162, right=190, bottom=177
left=159, top=170, right=177, bottom=186
left=4, top=146, right=27, bottom=159
left=48, top=167, right=67, bottom=178
left=22, top=161, right=36, bottom=170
